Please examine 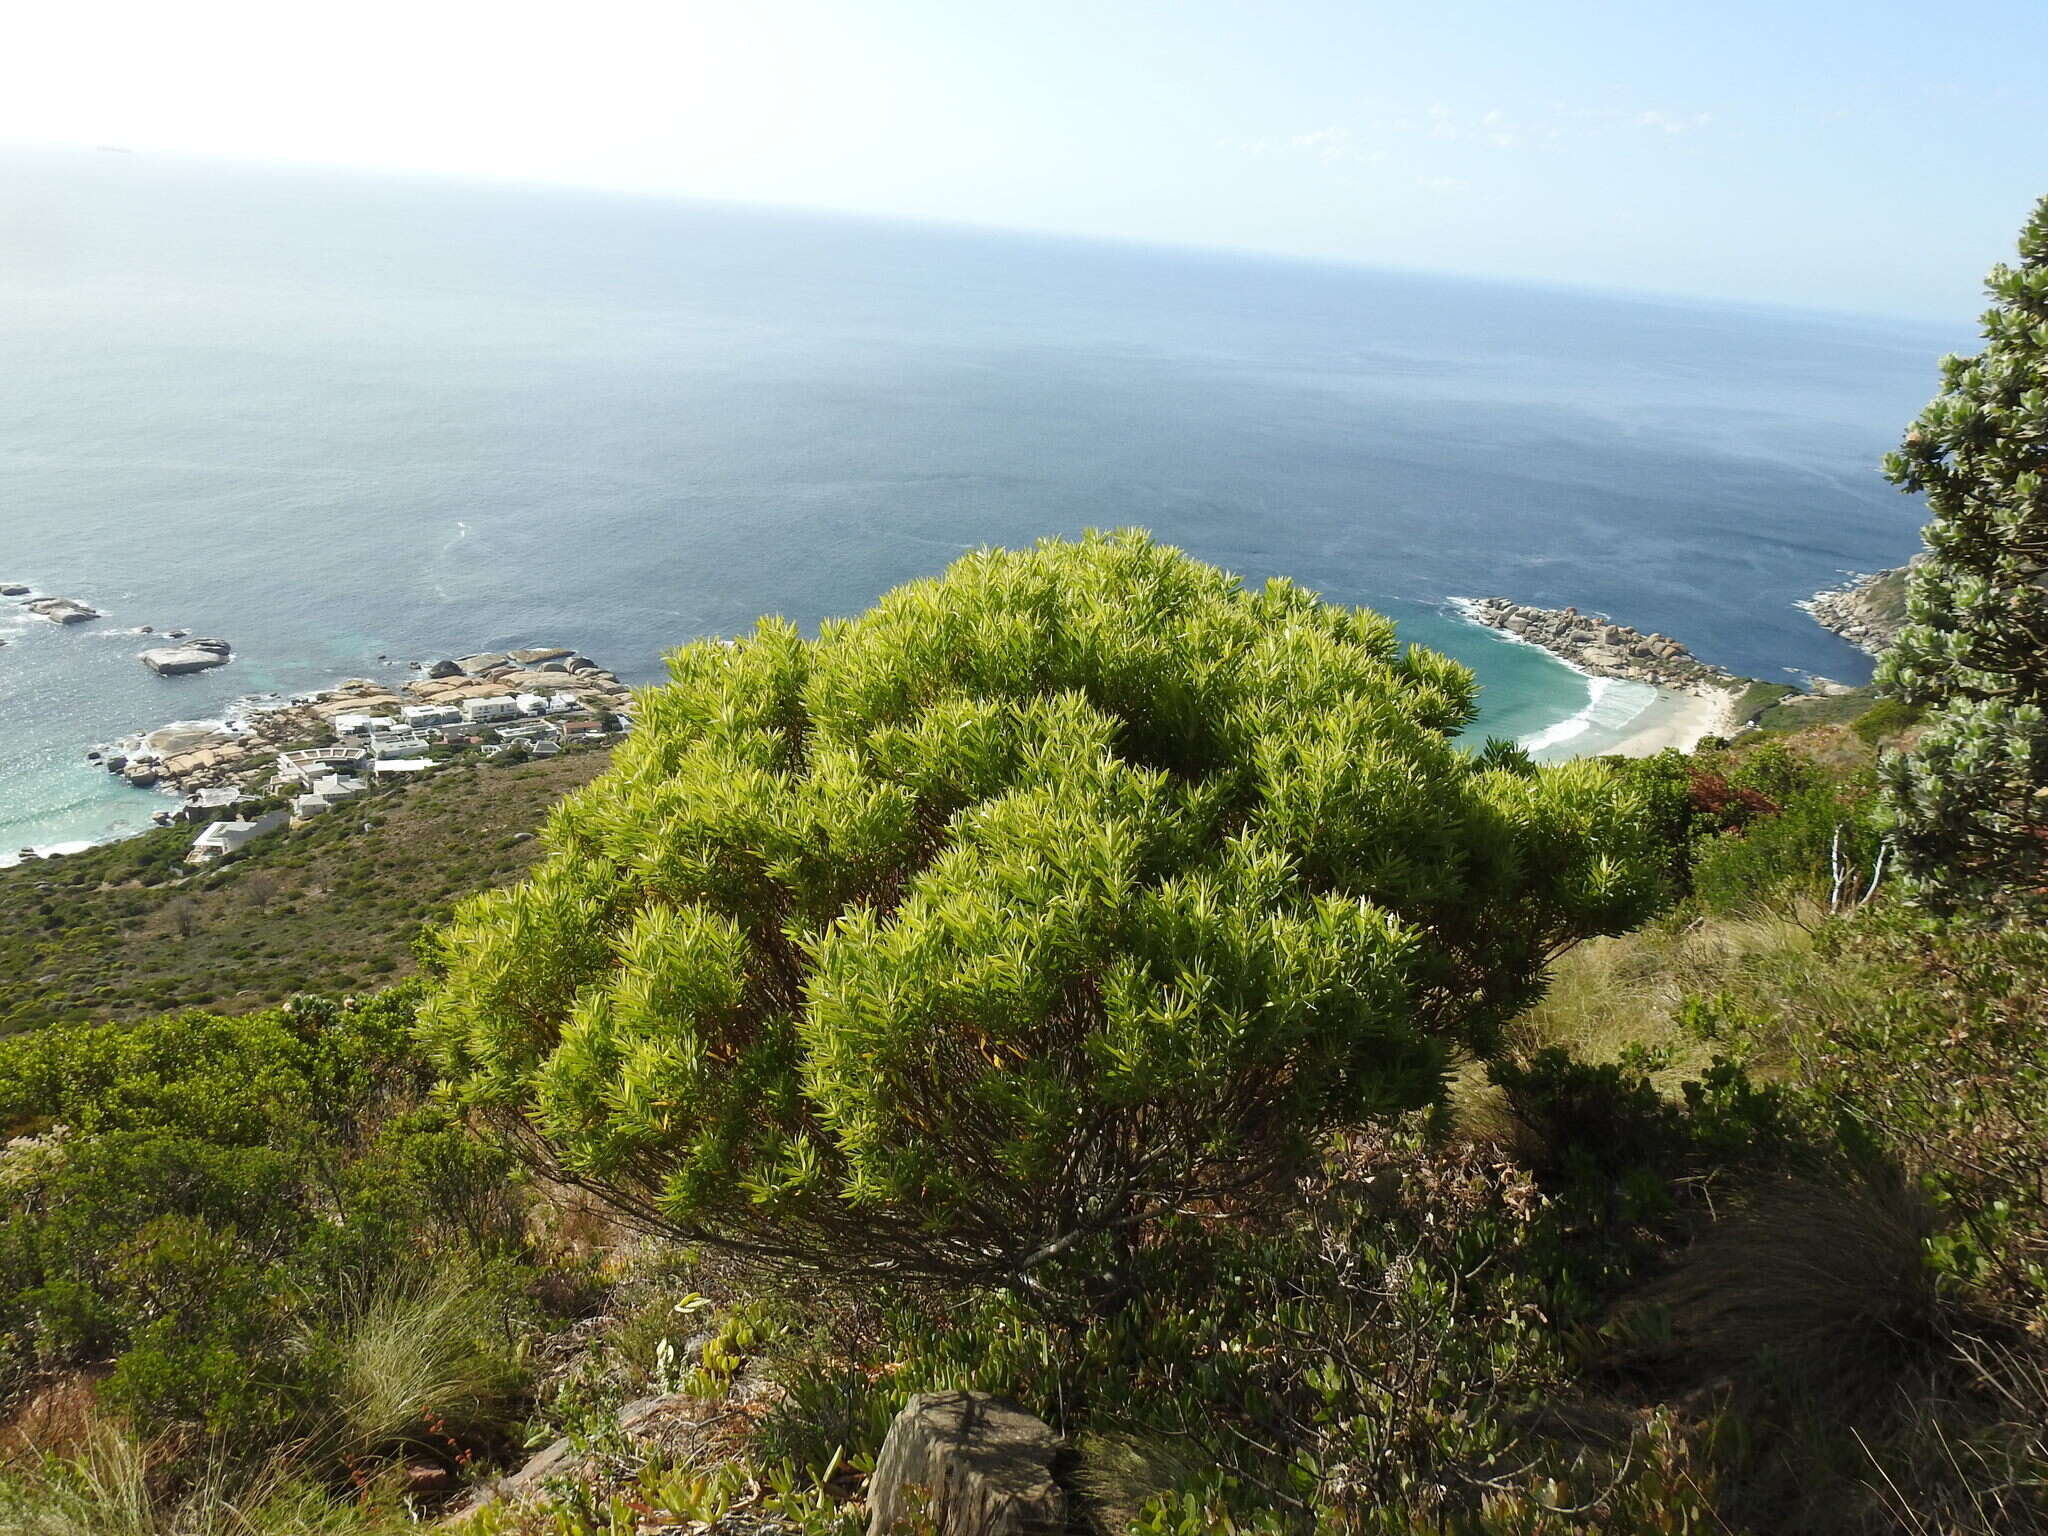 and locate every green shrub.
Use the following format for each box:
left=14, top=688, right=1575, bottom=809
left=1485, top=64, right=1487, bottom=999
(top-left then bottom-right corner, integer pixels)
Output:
left=0, top=988, right=547, bottom=1472
left=423, top=531, right=1665, bottom=1306
left=1689, top=783, right=1882, bottom=914
left=1850, top=694, right=1920, bottom=743
left=1877, top=195, right=2048, bottom=914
